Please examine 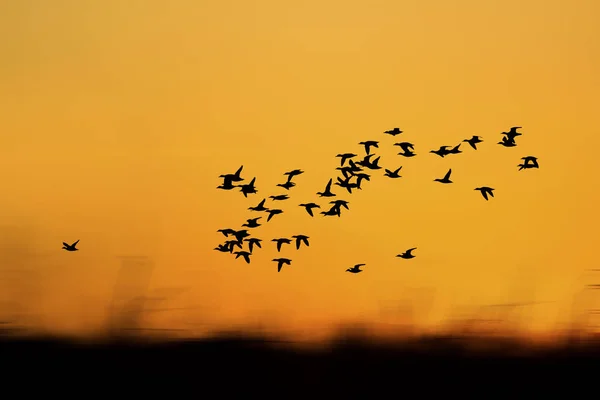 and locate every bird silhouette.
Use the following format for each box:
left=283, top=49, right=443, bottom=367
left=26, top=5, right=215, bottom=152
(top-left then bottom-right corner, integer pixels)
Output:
left=273, top=258, right=292, bottom=272
left=430, top=146, right=451, bottom=158
left=217, top=228, right=237, bottom=237
left=248, top=199, right=269, bottom=212
left=336, top=153, right=357, bottom=166
left=242, top=217, right=262, bottom=228
left=62, top=240, right=79, bottom=251
left=233, top=229, right=250, bottom=243
left=225, top=240, right=243, bottom=252
left=217, top=178, right=237, bottom=190
left=272, top=238, right=291, bottom=252
left=474, top=187, right=494, bottom=200
left=266, top=209, right=283, bottom=222
left=498, top=136, right=517, bottom=147
left=448, top=144, right=462, bottom=154
left=384, top=167, right=402, bottom=178
left=299, top=203, right=320, bottom=217
left=214, top=244, right=230, bottom=253
left=463, top=136, right=483, bottom=150
left=239, top=177, right=258, bottom=197
left=330, top=199, right=349, bottom=211
left=346, top=264, right=365, bottom=273
left=321, top=207, right=341, bottom=217
left=359, top=141, right=379, bottom=155
left=245, top=238, right=262, bottom=253
left=291, top=235, right=310, bottom=250
left=219, top=165, right=244, bottom=182
left=397, top=248, right=416, bottom=259
left=502, top=127, right=522, bottom=142
left=317, top=179, right=336, bottom=197
left=519, top=156, right=539, bottom=170
left=394, top=142, right=416, bottom=157
left=269, top=194, right=289, bottom=201
left=434, top=169, right=453, bottom=184
left=234, top=251, right=251, bottom=264
left=284, top=169, right=304, bottom=182
left=277, top=181, right=296, bottom=190
left=384, top=128, right=403, bottom=136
